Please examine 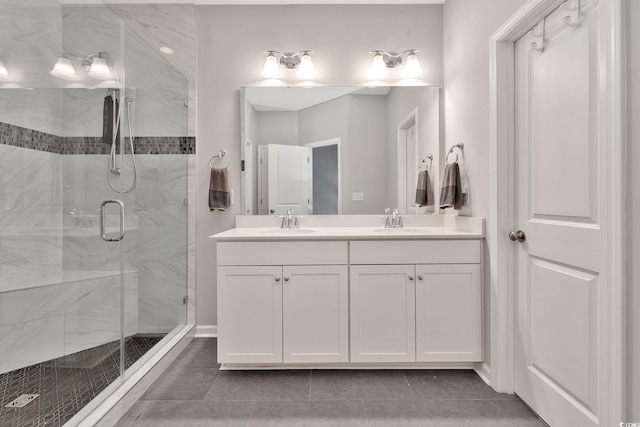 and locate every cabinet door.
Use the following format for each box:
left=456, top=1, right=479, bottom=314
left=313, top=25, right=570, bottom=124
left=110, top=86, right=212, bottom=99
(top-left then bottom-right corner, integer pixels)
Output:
left=283, top=265, right=348, bottom=363
left=217, top=266, right=283, bottom=364
left=350, top=265, right=416, bottom=363
left=415, top=264, right=482, bottom=362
